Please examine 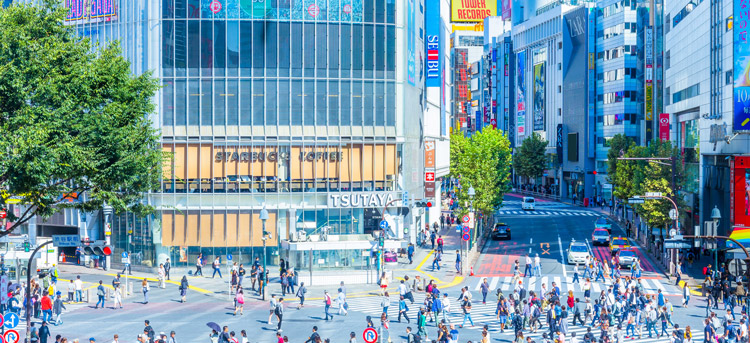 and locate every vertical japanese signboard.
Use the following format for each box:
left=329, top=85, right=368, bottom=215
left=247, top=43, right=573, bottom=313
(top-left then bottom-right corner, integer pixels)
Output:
left=533, top=60, right=546, bottom=131
left=659, top=113, right=670, bottom=142
left=425, top=0, right=441, bottom=88
left=516, top=51, right=526, bottom=138
left=501, top=0, right=511, bottom=20
left=734, top=0, right=750, bottom=131
left=424, top=140, right=436, bottom=198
